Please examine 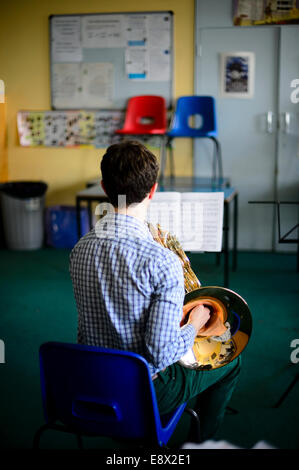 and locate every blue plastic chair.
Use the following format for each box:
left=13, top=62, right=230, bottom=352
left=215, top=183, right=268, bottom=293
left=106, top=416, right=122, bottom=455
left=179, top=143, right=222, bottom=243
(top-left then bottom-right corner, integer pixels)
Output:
left=34, top=342, right=200, bottom=448
left=163, top=96, right=223, bottom=182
